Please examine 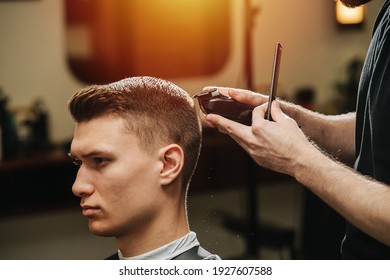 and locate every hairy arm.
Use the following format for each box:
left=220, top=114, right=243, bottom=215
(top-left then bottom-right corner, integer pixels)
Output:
left=280, top=102, right=356, bottom=165
left=205, top=93, right=390, bottom=246
left=294, top=138, right=390, bottom=246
